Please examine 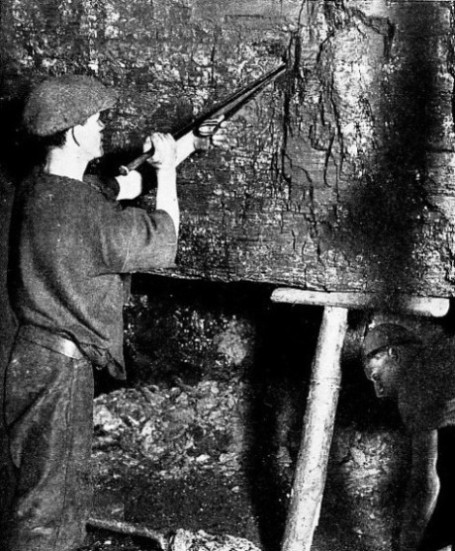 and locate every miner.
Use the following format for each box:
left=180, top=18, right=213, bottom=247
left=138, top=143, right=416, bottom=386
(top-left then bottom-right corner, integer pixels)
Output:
left=362, top=322, right=455, bottom=551
left=1, top=74, right=215, bottom=551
